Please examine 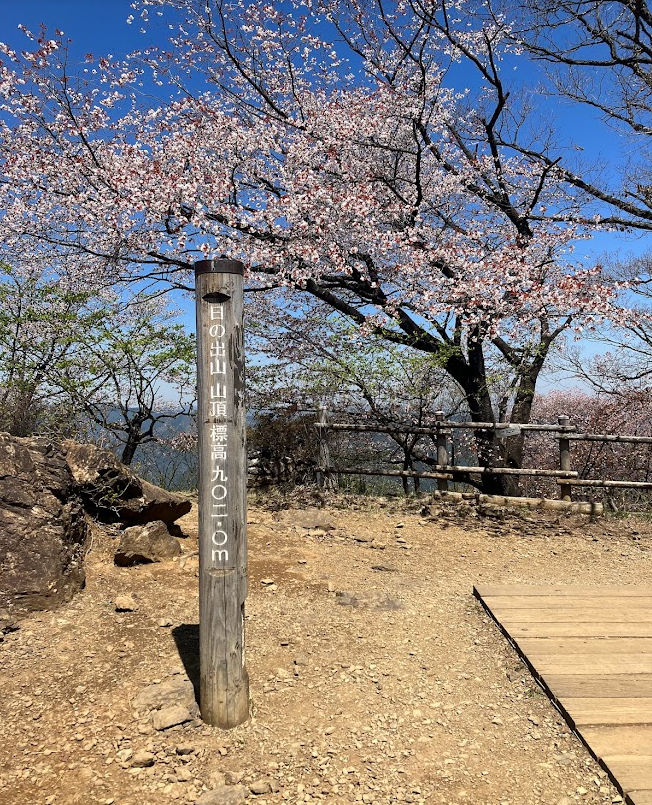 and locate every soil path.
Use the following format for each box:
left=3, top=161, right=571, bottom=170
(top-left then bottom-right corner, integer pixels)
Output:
left=1, top=495, right=647, bottom=805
